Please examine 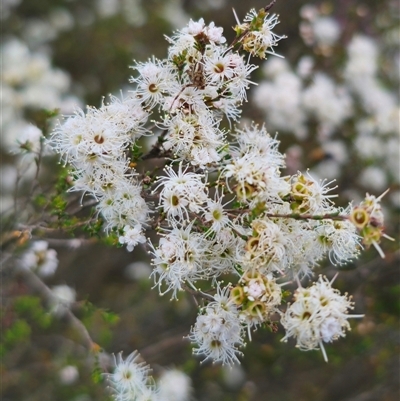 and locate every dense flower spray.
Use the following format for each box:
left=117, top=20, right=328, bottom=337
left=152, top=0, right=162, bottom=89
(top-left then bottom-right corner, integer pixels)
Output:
left=49, top=6, right=392, bottom=392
